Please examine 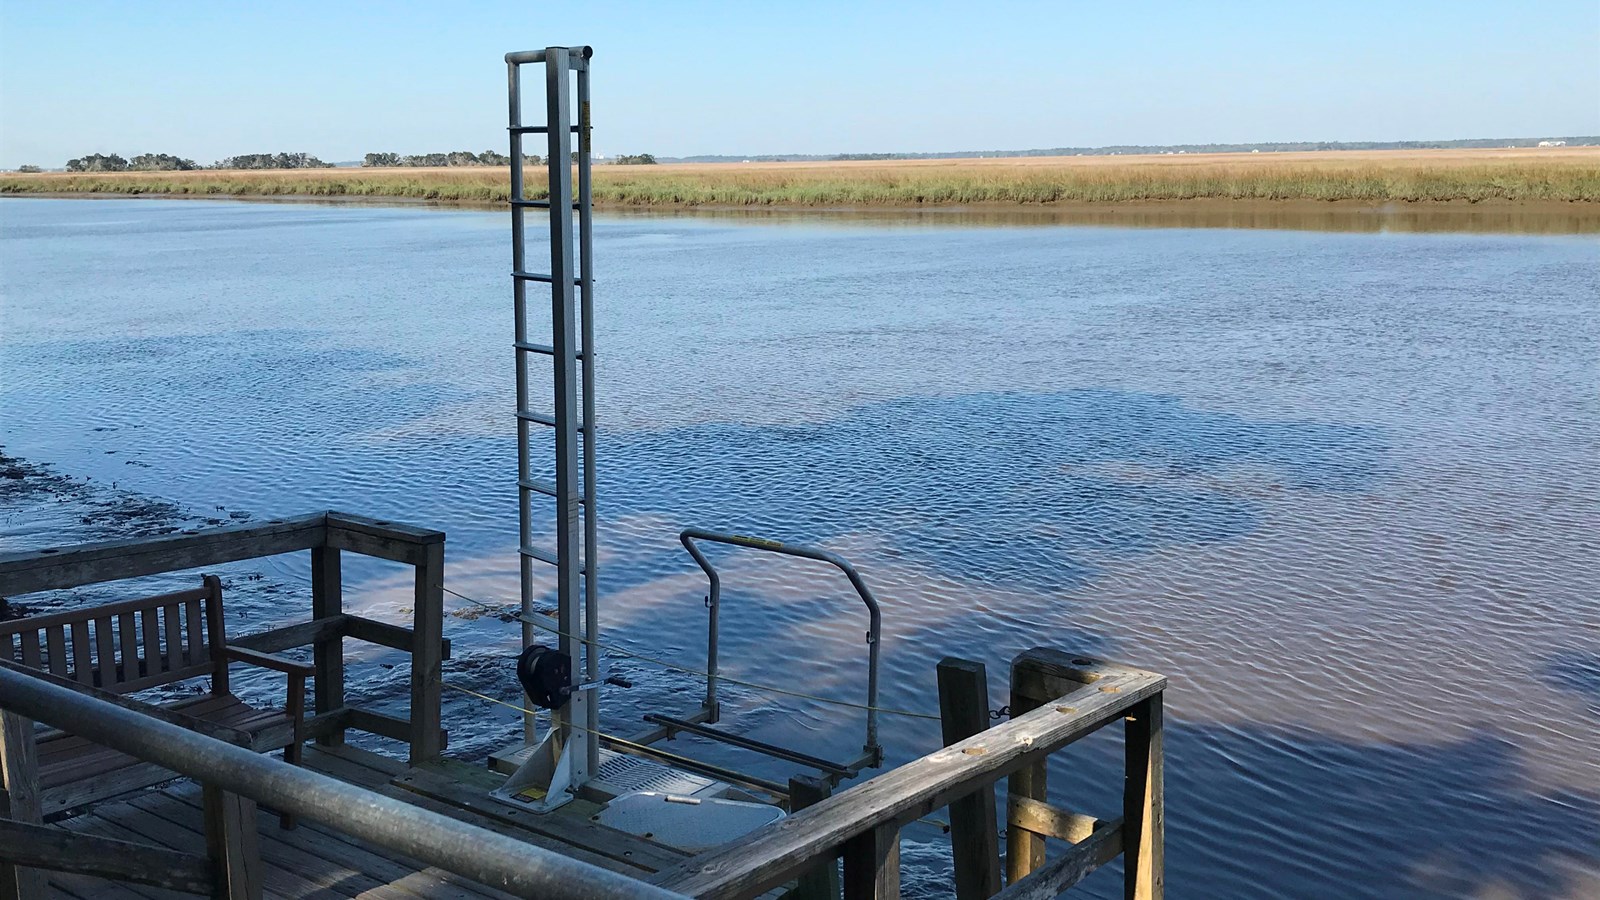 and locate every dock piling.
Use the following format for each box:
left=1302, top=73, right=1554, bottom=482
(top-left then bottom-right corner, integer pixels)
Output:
left=937, top=657, right=1002, bottom=899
